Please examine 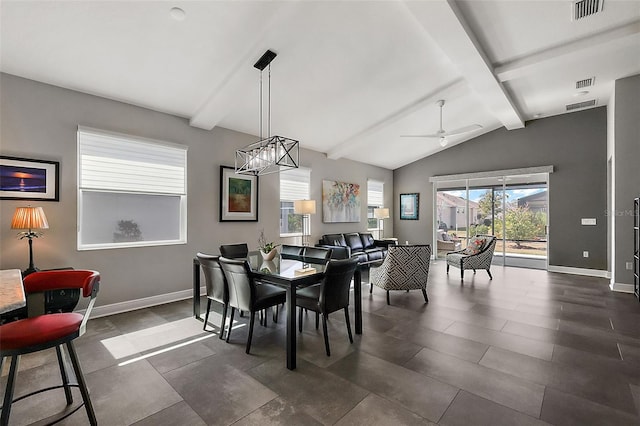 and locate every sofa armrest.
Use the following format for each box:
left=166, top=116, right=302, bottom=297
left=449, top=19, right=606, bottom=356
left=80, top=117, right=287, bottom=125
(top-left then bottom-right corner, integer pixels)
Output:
left=316, top=244, right=350, bottom=259
left=373, top=239, right=396, bottom=249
